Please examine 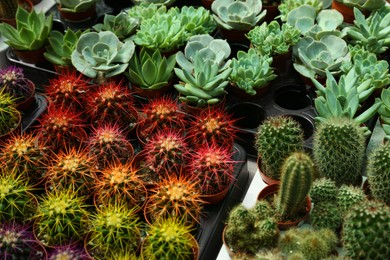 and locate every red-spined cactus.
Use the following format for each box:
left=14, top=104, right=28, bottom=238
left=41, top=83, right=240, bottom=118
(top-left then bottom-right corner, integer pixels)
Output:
left=186, top=107, right=237, bottom=148
left=0, top=133, right=48, bottom=186
left=94, top=161, right=147, bottom=213
left=141, top=129, right=188, bottom=176
left=188, top=144, right=235, bottom=197
left=144, top=174, right=204, bottom=226
left=36, top=105, right=88, bottom=151
left=44, top=146, right=98, bottom=197
left=84, top=80, right=138, bottom=132
left=137, top=96, right=186, bottom=144
left=45, top=71, right=89, bottom=112
left=87, top=124, right=134, bottom=170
